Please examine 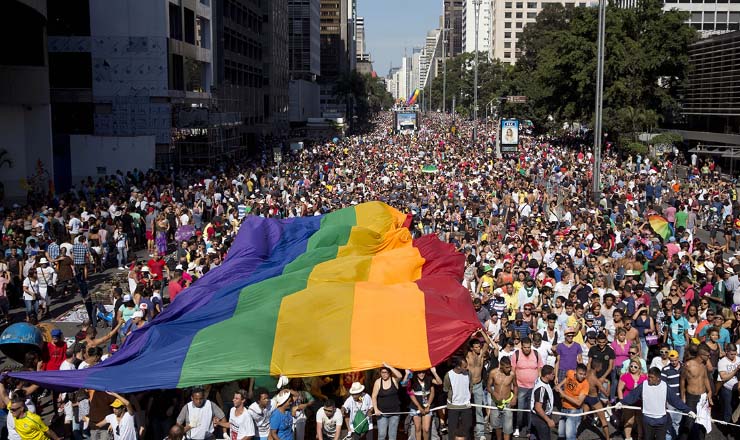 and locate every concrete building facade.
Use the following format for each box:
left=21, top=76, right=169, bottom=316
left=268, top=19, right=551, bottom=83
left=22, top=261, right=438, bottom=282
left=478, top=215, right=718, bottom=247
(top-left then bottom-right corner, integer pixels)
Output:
left=489, top=0, right=597, bottom=63
left=463, top=0, right=493, bottom=54
left=444, top=0, right=465, bottom=57
left=288, top=0, right=322, bottom=123
left=0, top=0, right=54, bottom=203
